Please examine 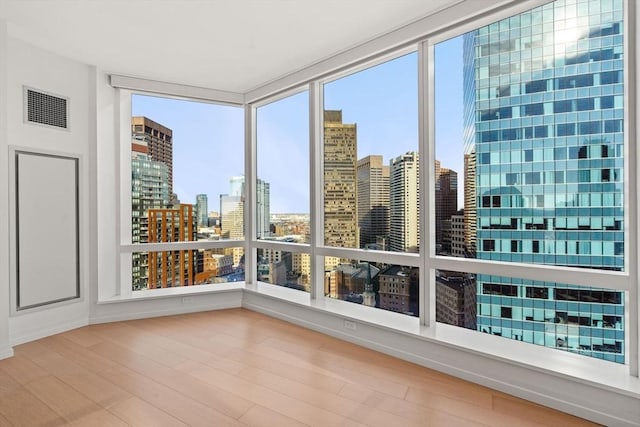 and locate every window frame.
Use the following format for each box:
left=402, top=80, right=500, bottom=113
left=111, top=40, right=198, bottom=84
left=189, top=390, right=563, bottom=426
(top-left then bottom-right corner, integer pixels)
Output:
left=112, top=0, right=638, bottom=378
left=424, top=0, right=636, bottom=375
left=117, top=88, right=246, bottom=298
